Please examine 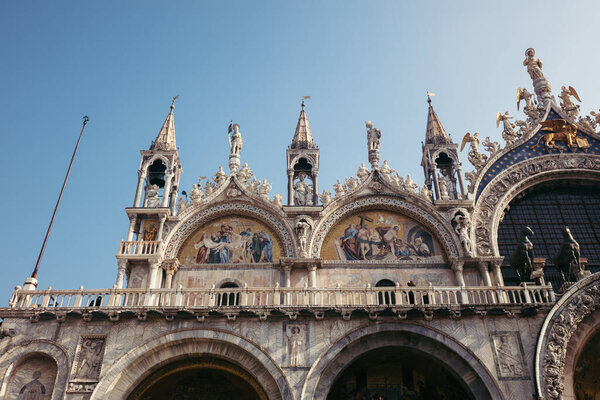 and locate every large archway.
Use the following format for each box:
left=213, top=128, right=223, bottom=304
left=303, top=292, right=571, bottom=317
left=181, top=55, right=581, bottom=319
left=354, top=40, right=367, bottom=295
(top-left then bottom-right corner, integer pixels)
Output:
left=302, top=323, right=503, bottom=400
left=327, top=346, right=472, bottom=400
left=127, top=357, right=267, bottom=400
